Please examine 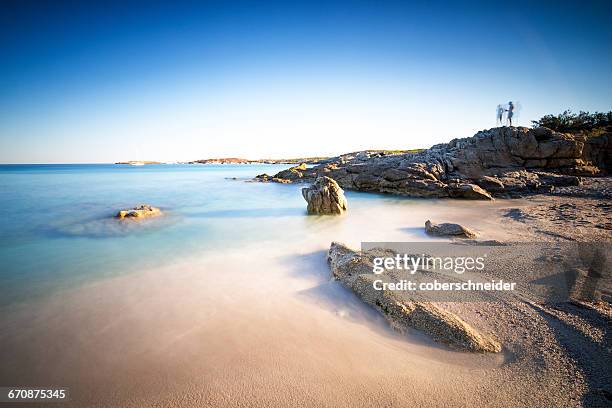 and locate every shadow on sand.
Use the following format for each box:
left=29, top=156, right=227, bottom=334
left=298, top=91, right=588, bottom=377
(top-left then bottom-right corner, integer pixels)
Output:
left=527, top=302, right=612, bottom=407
